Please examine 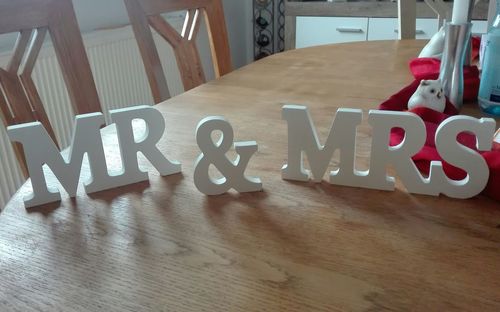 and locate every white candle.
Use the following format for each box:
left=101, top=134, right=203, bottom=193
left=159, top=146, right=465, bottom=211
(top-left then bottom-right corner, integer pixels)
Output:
left=451, top=0, right=471, bottom=24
